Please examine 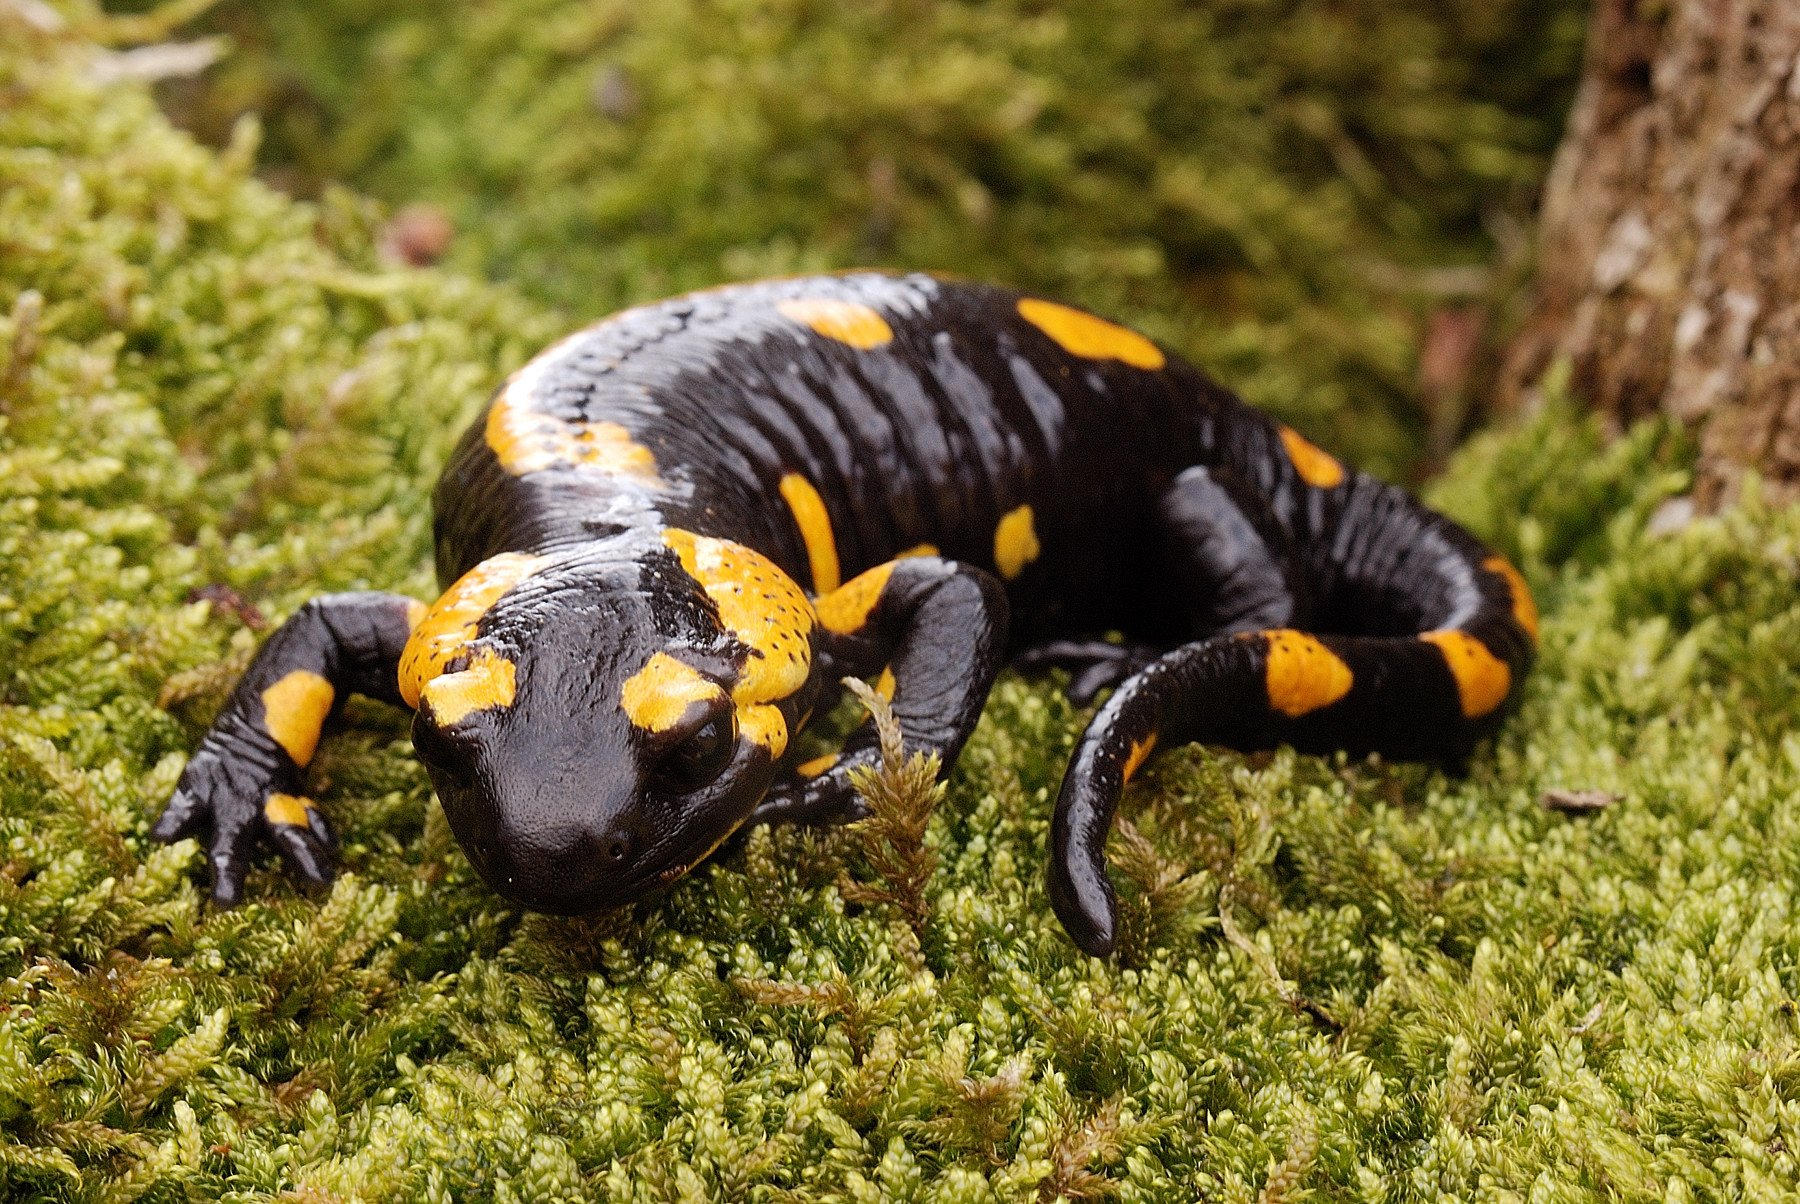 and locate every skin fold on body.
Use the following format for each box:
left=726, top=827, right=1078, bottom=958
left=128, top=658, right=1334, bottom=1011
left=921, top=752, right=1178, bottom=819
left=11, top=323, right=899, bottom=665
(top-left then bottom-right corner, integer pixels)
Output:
left=154, top=272, right=1536, bottom=957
